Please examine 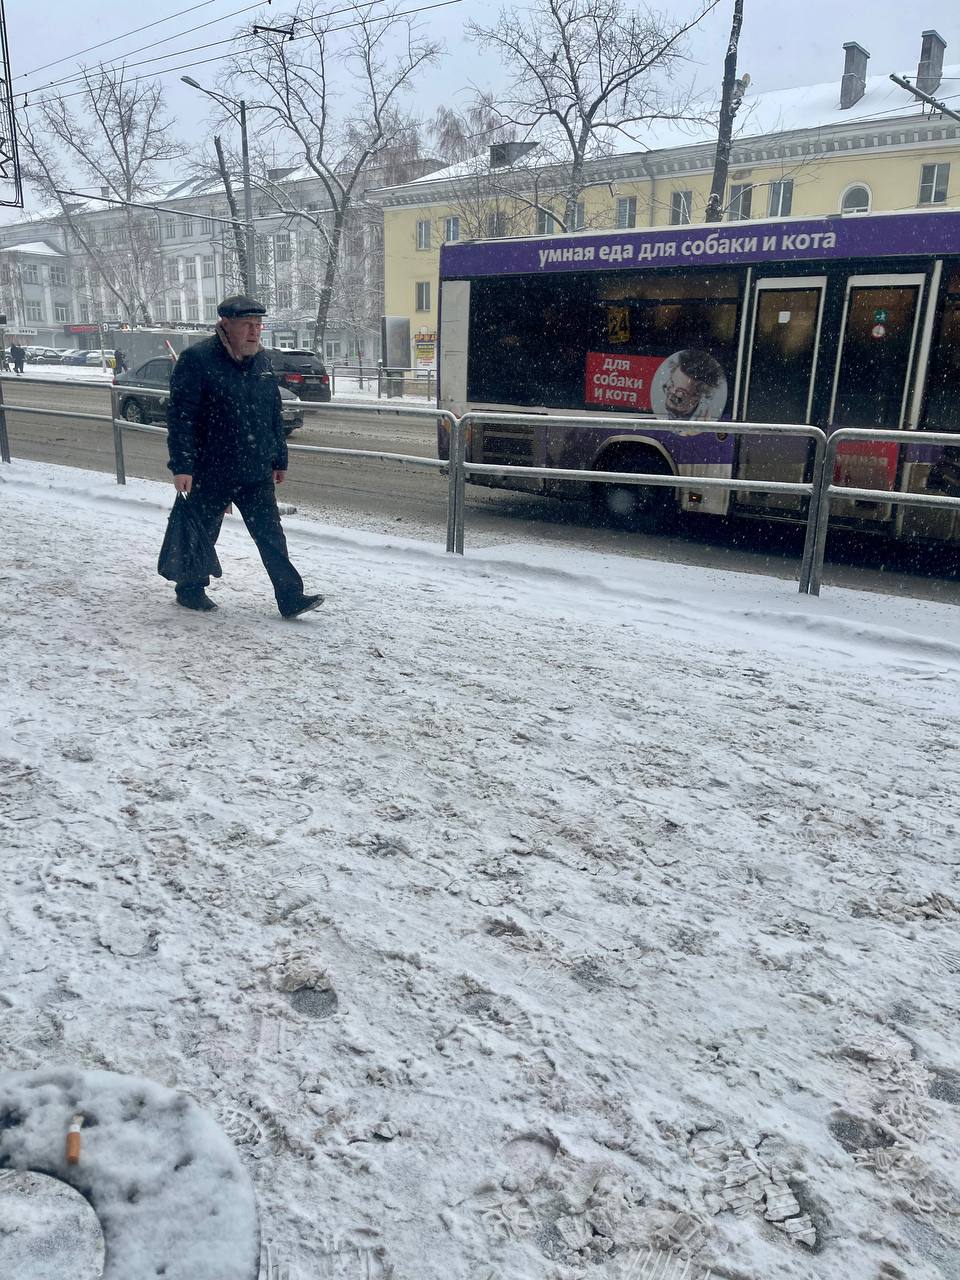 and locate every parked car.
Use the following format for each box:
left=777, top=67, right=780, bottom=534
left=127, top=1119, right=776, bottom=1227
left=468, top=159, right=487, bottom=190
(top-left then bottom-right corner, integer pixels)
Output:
left=266, top=349, right=331, bottom=401
left=84, top=350, right=115, bottom=368
left=60, top=349, right=91, bottom=365
left=114, top=357, right=304, bottom=434
left=24, top=346, right=63, bottom=364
